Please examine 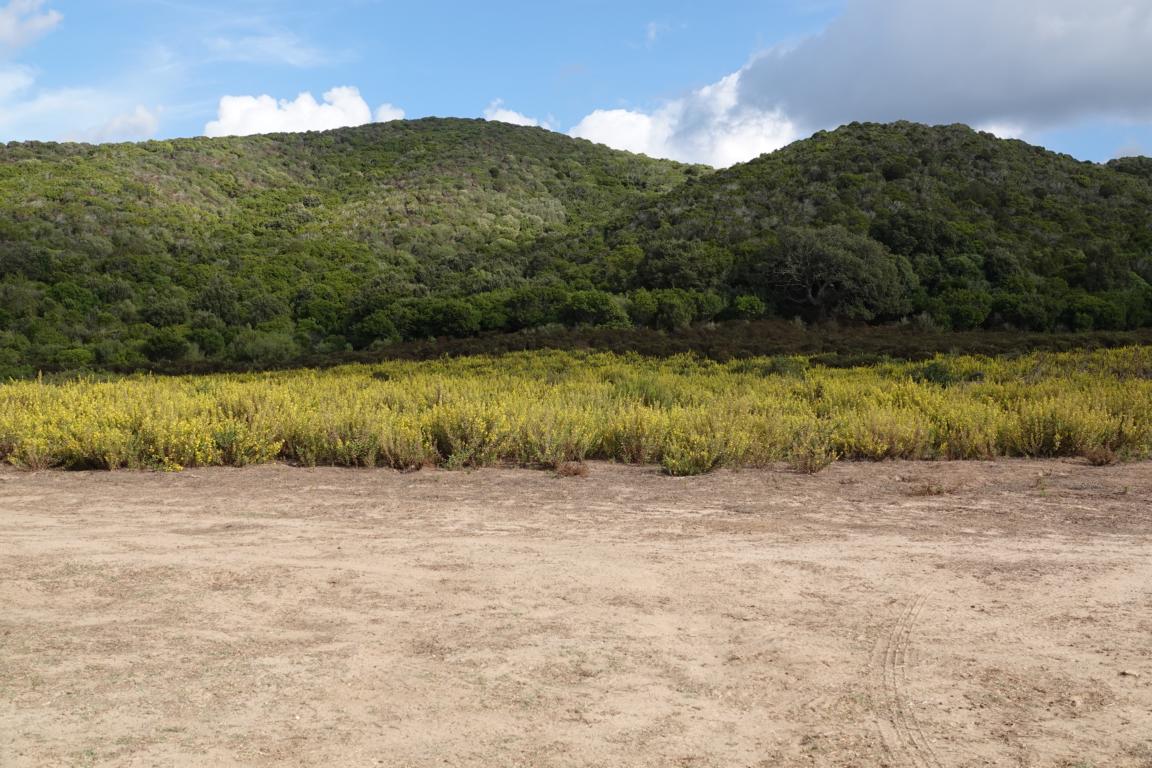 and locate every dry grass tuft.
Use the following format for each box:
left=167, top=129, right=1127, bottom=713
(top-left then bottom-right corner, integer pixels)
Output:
left=1083, top=446, right=1119, bottom=466
left=904, top=482, right=952, bottom=497
left=555, top=461, right=590, bottom=478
